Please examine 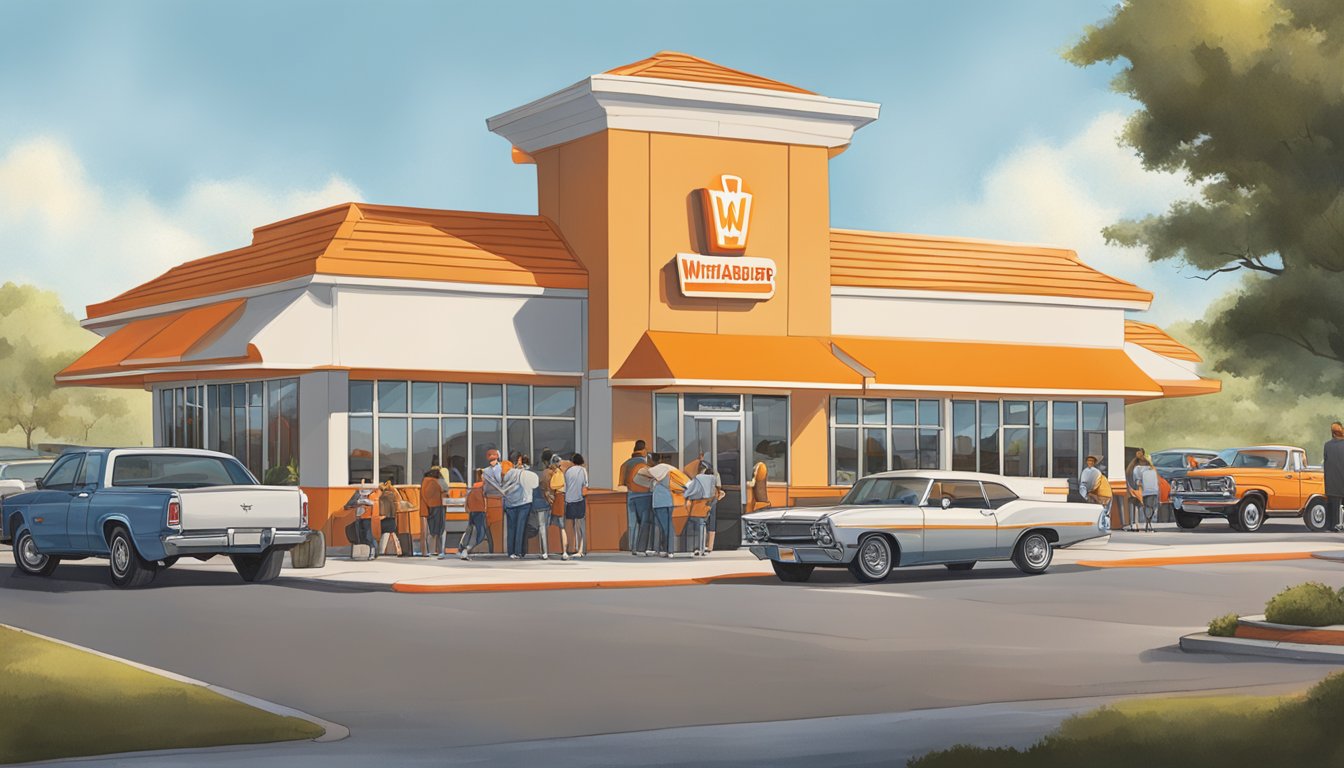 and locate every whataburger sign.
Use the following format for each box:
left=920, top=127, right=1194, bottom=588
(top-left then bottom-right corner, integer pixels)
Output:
left=676, top=175, right=777, bottom=300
